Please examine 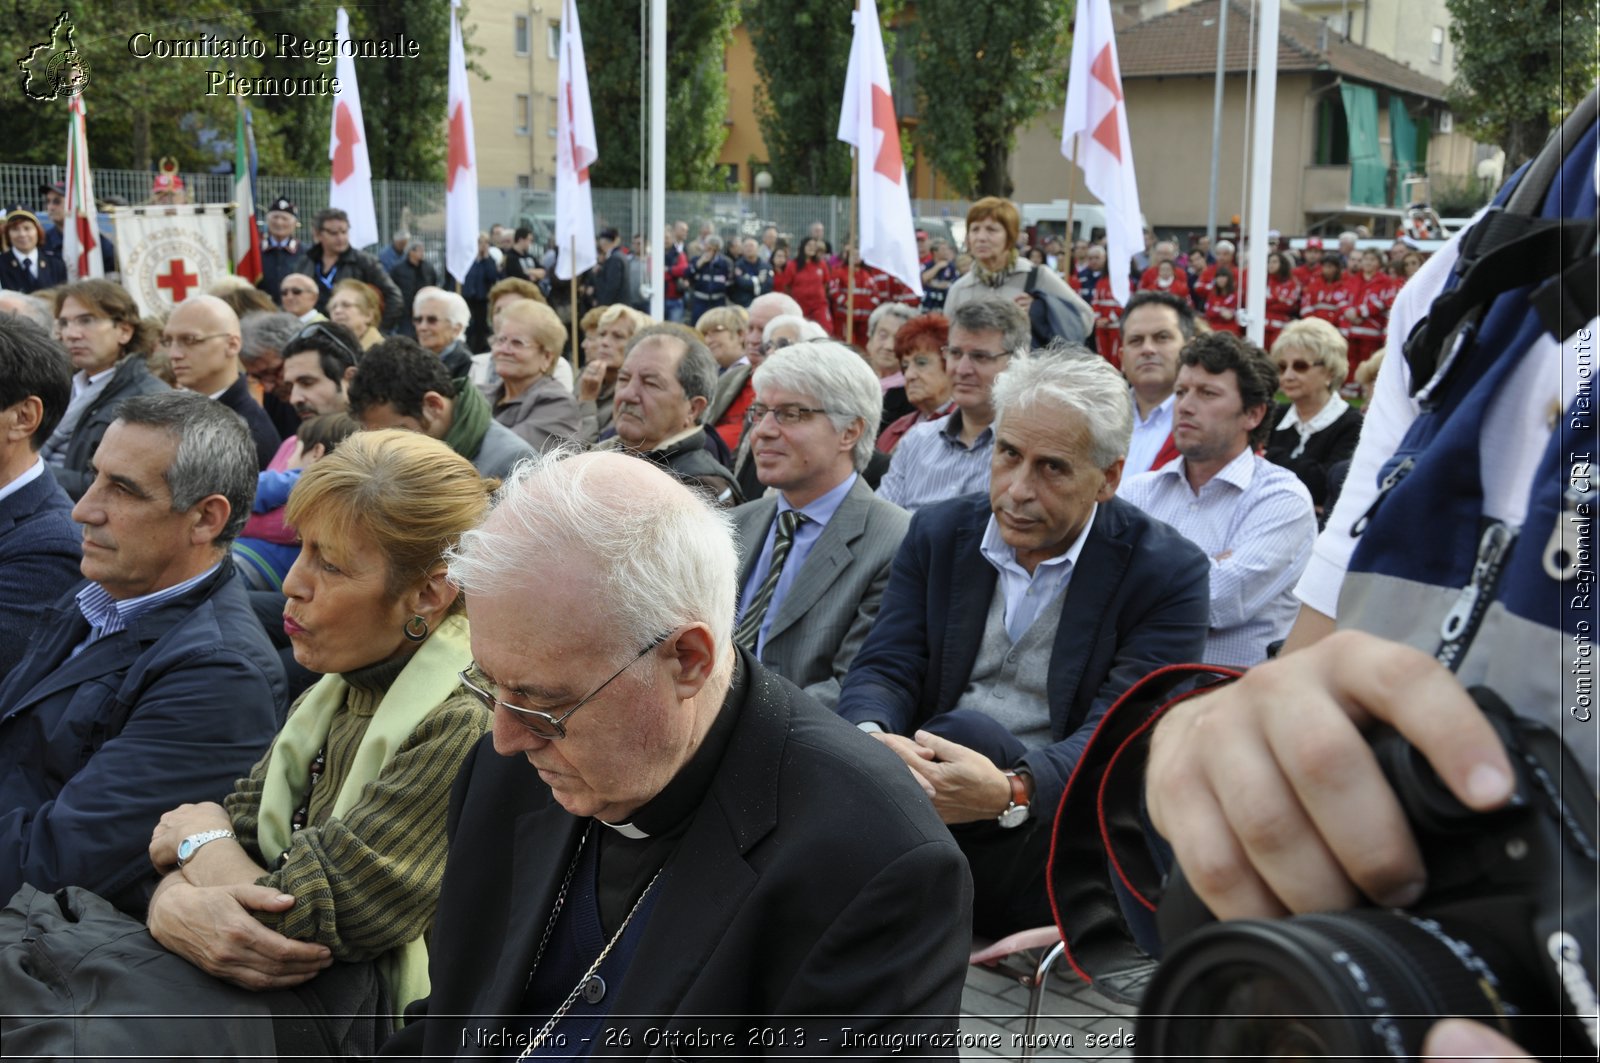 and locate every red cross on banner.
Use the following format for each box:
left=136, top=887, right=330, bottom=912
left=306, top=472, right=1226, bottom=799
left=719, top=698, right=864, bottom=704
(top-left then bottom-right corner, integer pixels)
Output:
left=156, top=259, right=199, bottom=301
